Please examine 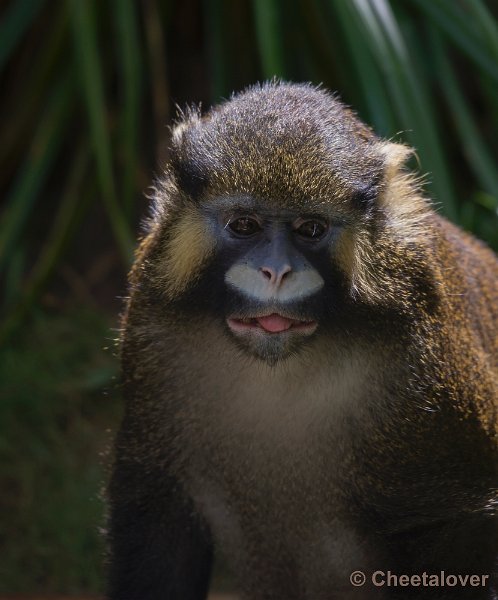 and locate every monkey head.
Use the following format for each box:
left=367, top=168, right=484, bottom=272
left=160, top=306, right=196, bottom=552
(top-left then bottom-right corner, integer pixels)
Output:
left=148, top=83, right=425, bottom=364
